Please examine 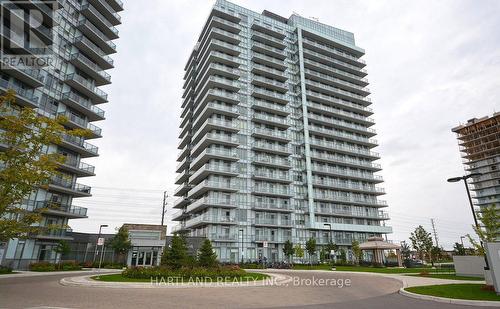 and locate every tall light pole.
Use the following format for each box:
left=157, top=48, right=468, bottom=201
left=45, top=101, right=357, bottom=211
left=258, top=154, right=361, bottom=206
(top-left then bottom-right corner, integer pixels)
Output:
left=92, top=224, right=108, bottom=264
left=161, top=191, right=168, bottom=226
left=447, top=173, right=488, bottom=268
